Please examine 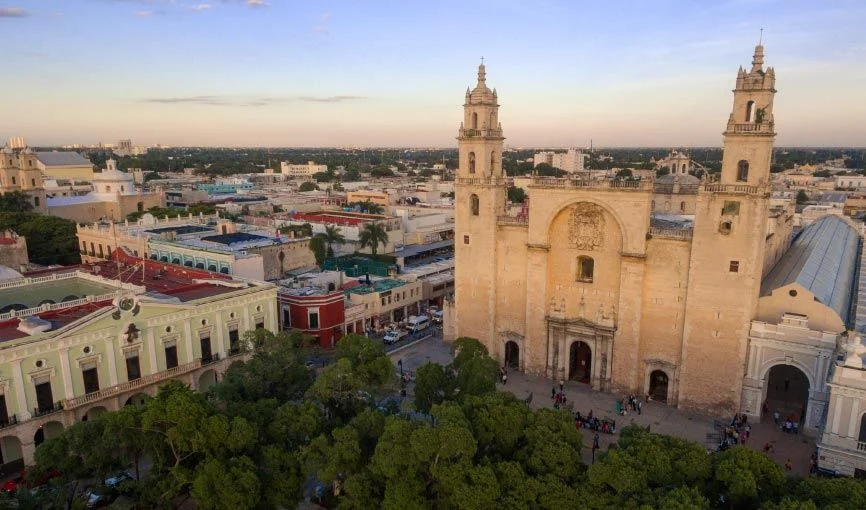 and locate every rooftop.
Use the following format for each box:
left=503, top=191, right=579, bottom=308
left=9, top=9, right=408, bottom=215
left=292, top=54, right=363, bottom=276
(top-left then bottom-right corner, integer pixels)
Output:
left=762, top=215, right=861, bottom=325
left=345, top=278, right=407, bottom=296
left=35, top=151, right=92, bottom=167
left=0, top=248, right=254, bottom=343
